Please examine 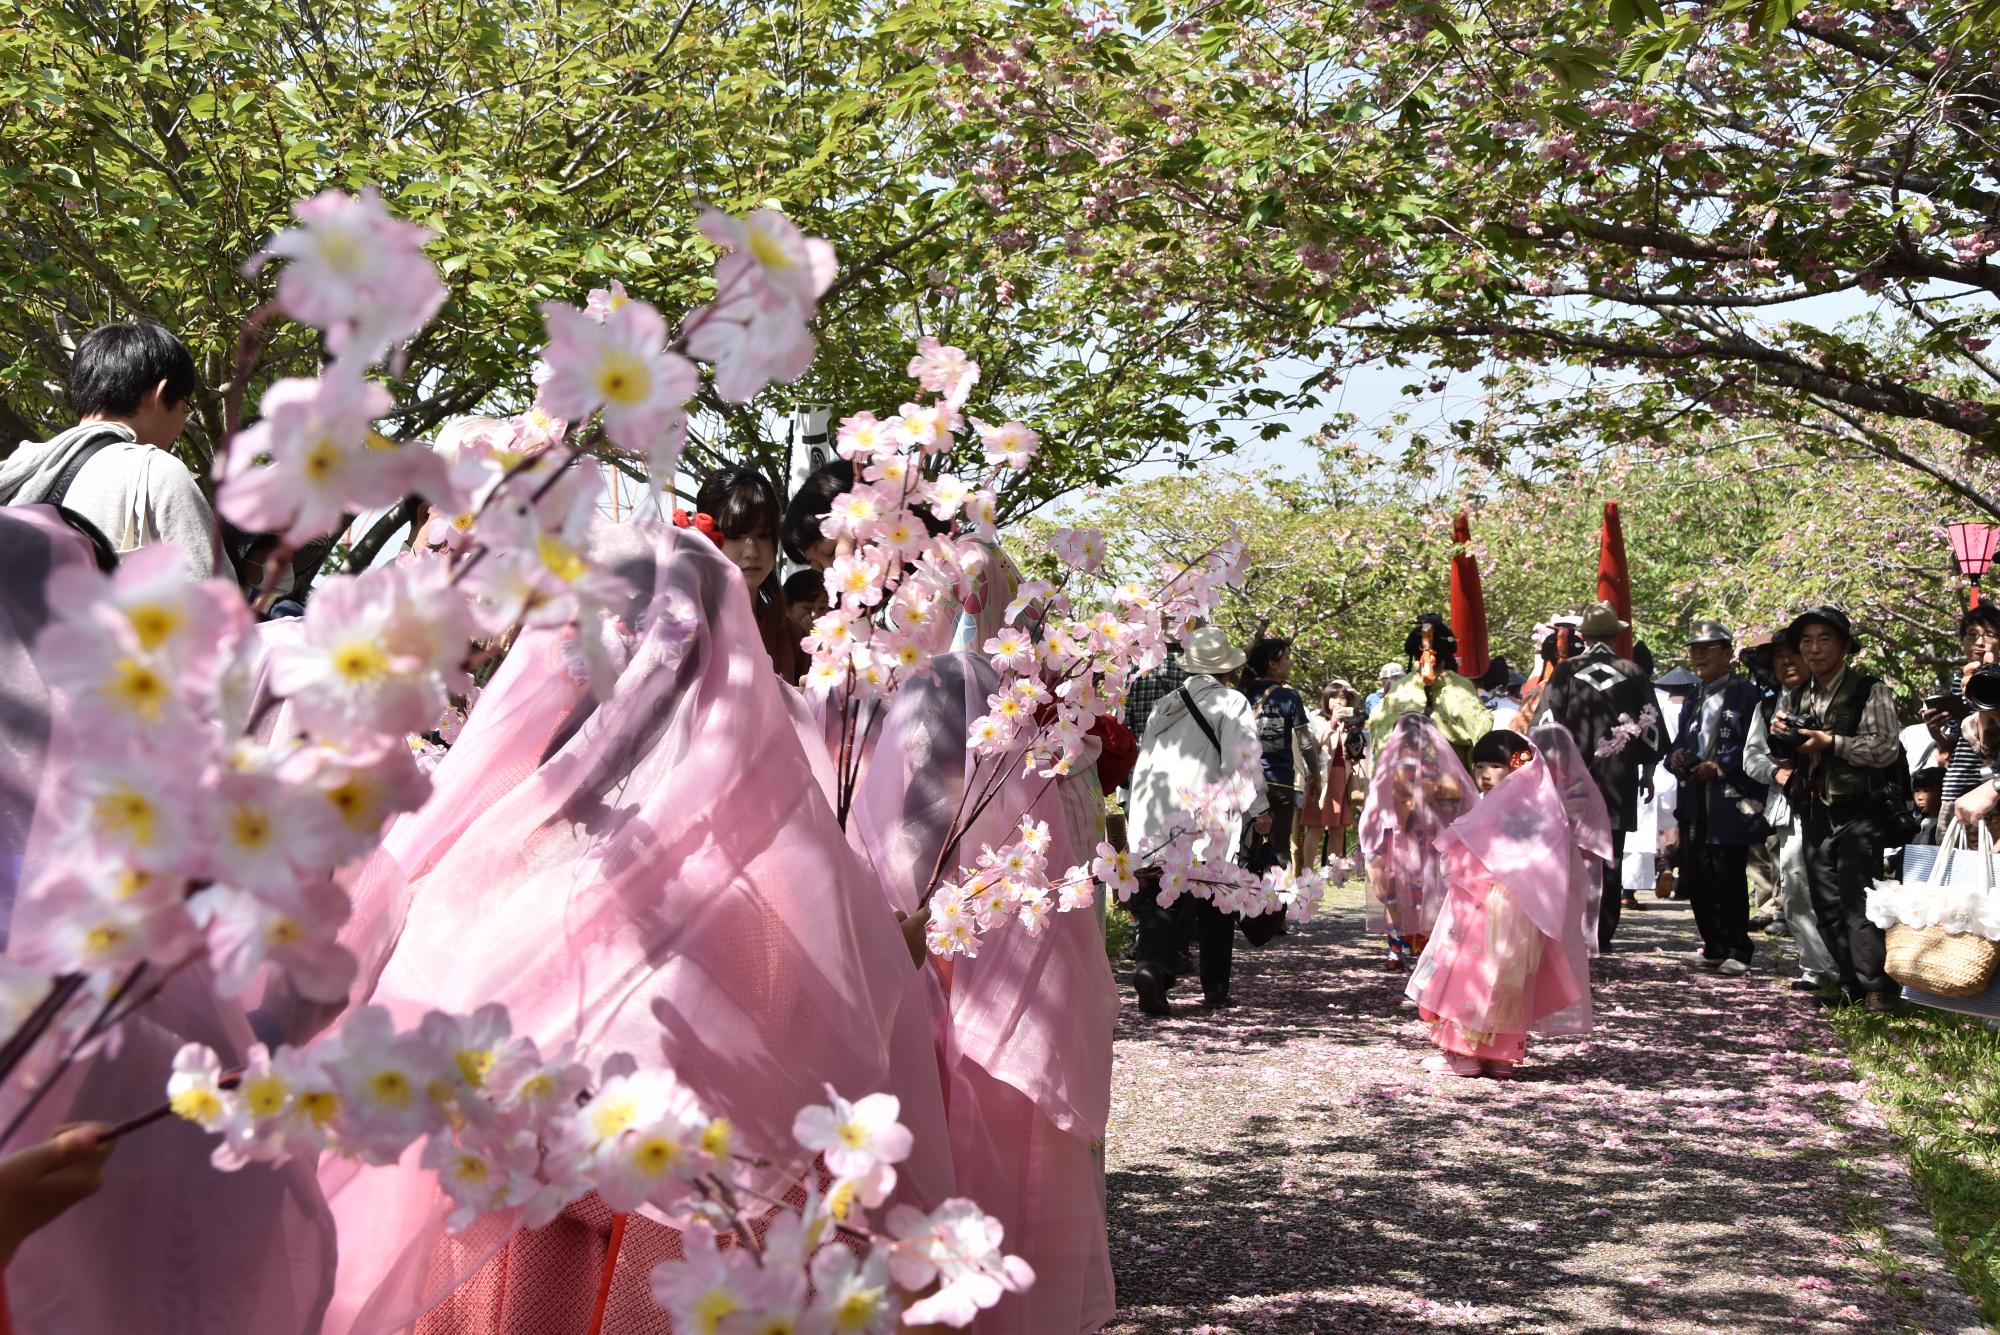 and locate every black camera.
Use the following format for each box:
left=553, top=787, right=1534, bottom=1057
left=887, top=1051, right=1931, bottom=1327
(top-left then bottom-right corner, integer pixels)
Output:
left=1766, top=711, right=1824, bottom=765
left=1966, top=664, right=2000, bottom=713
left=1344, top=721, right=1367, bottom=763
